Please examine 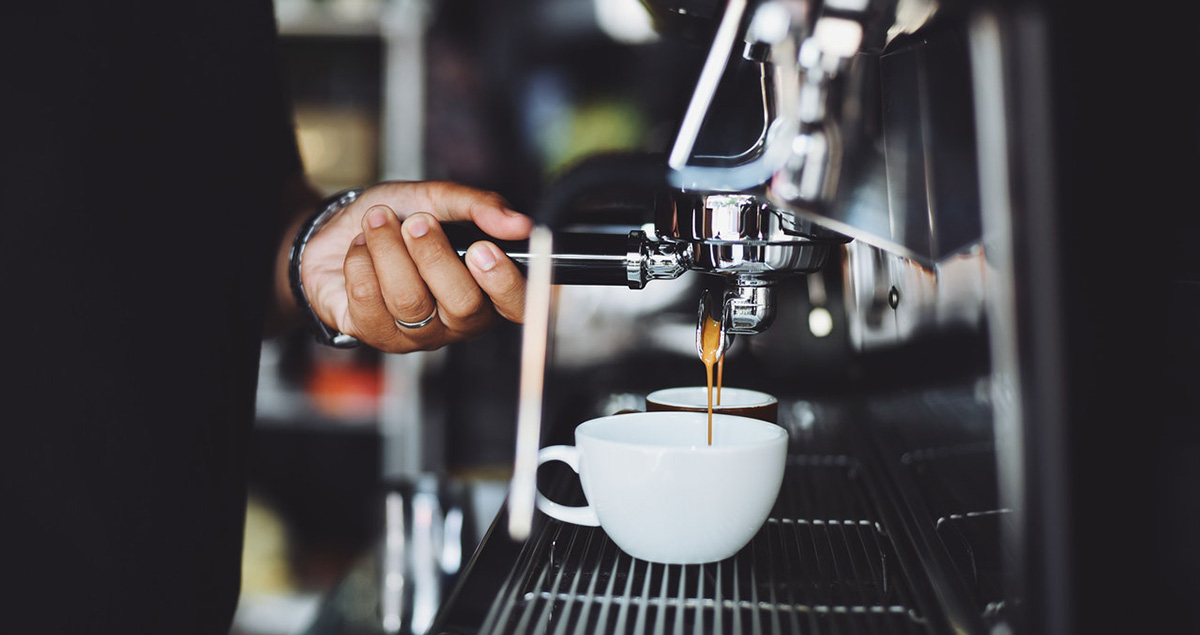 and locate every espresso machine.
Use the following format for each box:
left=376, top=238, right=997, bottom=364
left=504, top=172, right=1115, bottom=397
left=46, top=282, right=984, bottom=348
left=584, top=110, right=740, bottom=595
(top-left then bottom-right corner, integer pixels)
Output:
left=302, top=0, right=1199, bottom=633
